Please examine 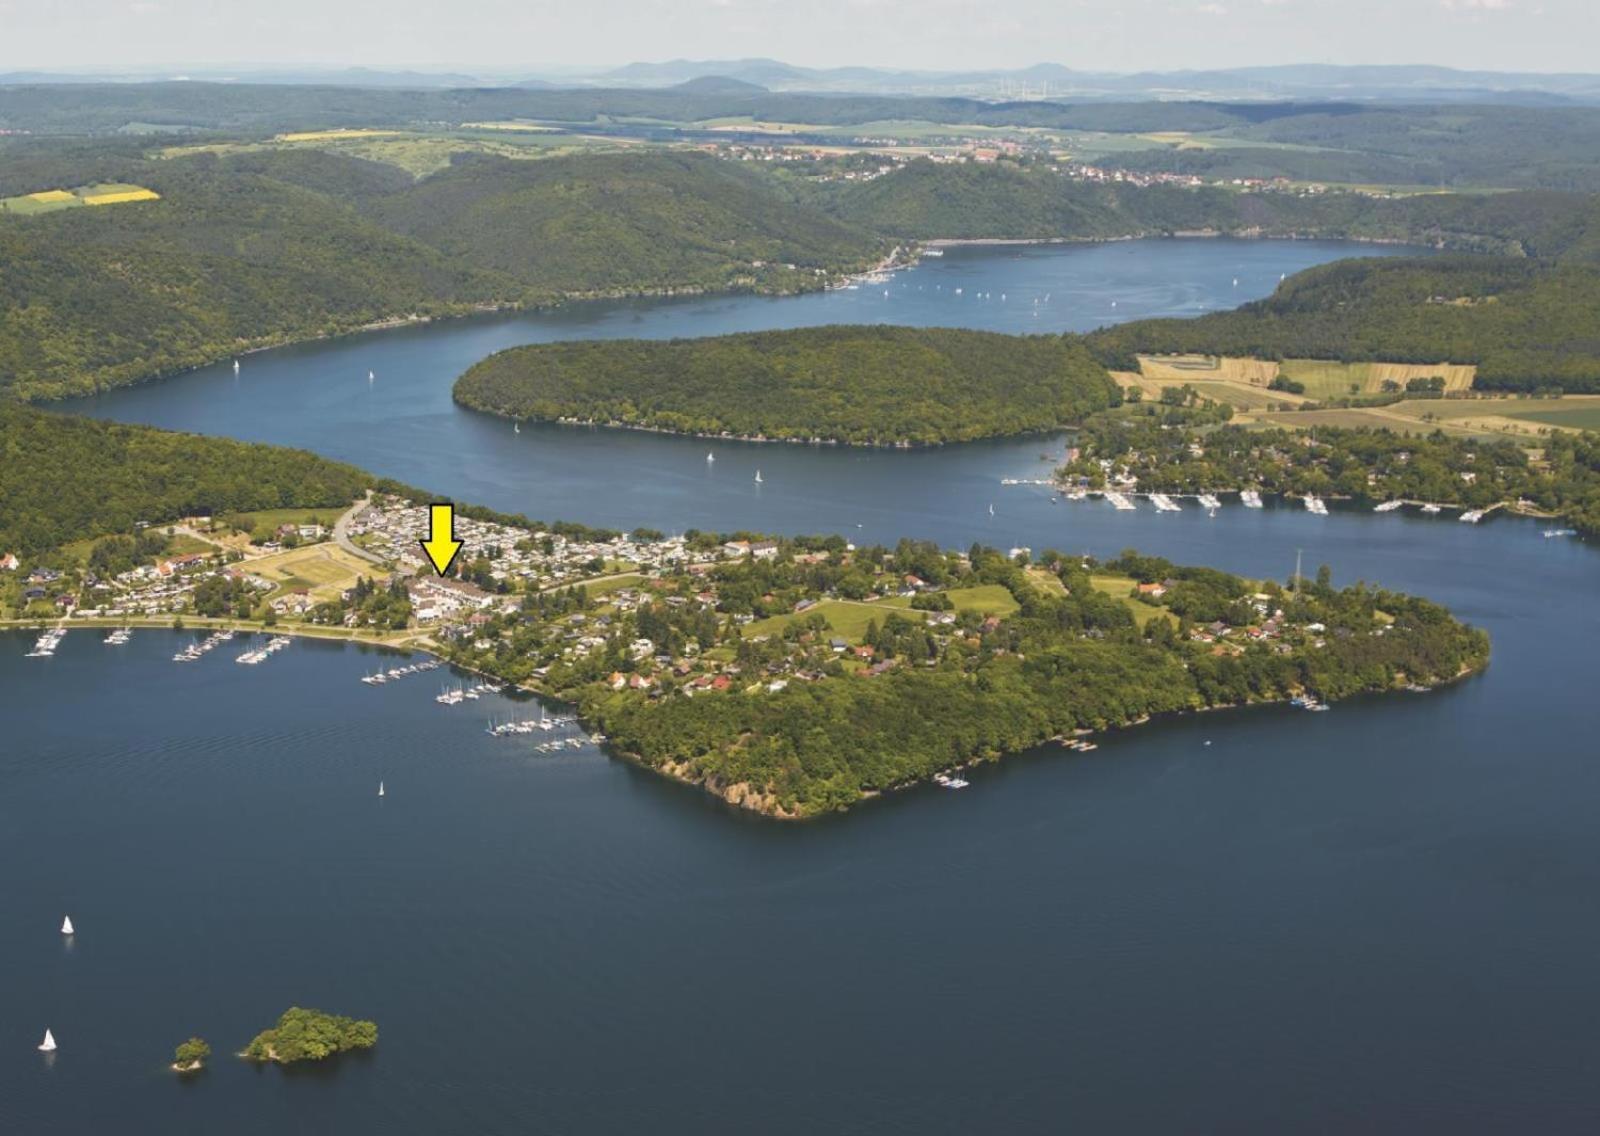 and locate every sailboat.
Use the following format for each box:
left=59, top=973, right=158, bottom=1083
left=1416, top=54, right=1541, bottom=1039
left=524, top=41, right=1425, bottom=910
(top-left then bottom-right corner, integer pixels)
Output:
left=38, top=1030, right=56, bottom=1053
left=753, top=470, right=763, bottom=484
left=378, top=781, right=385, bottom=798
left=513, top=422, right=520, bottom=434
left=706, top=452, right=715, bottom=463
left=1232, top=277, right=1239, bottom=287
left=368, top=369, right=375, bottom=383
left=232, top=359, right=240, bottom=375
left=988, top=503, right=995, bottom=517
left=61, top=916, right=74, bottom=935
